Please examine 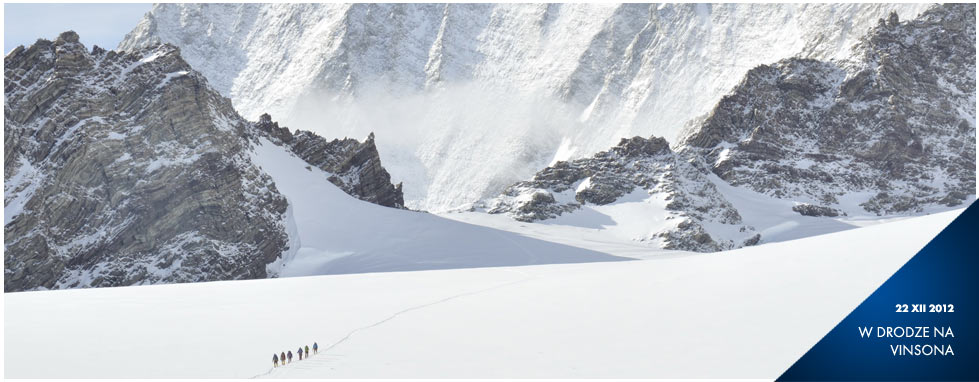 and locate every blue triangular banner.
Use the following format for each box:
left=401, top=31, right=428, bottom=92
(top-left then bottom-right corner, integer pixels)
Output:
left=778, top=200, right=979, bottom=381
